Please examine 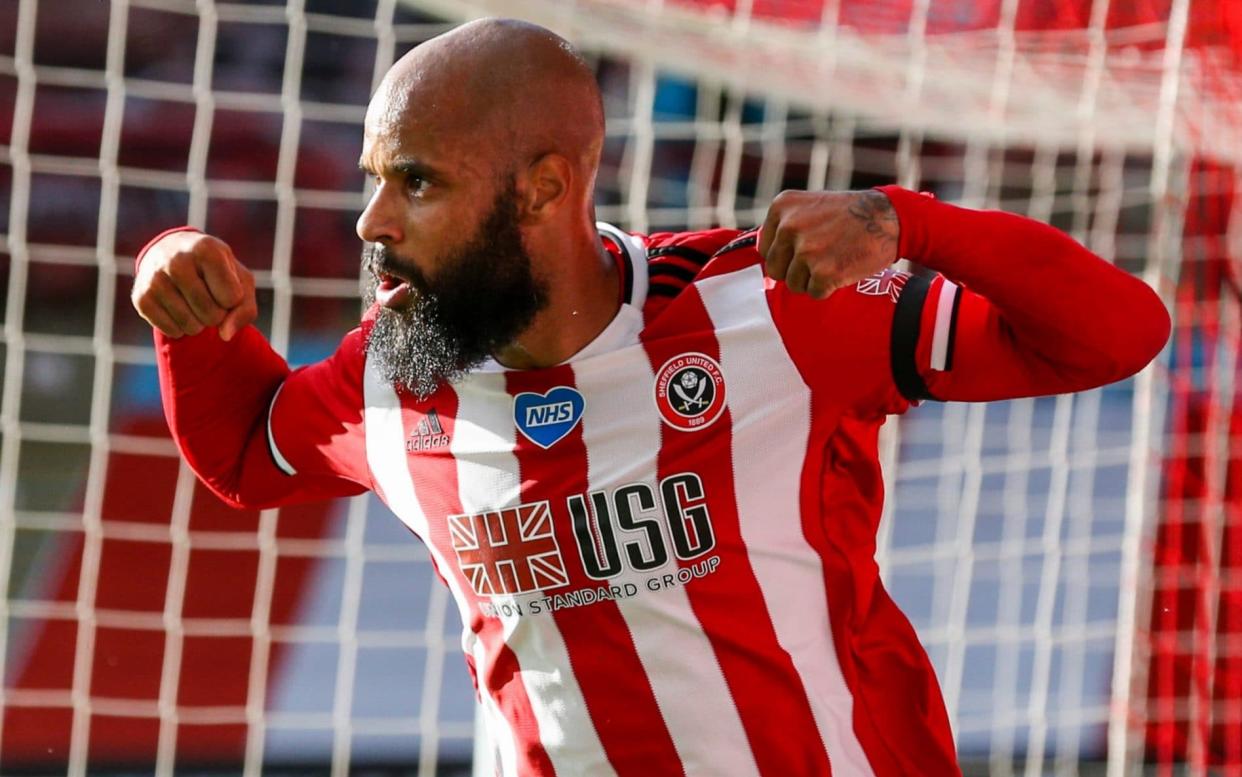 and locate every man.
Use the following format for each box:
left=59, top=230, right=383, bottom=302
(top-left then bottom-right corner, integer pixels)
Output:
left=131, top=17, right=1170, bottom=777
